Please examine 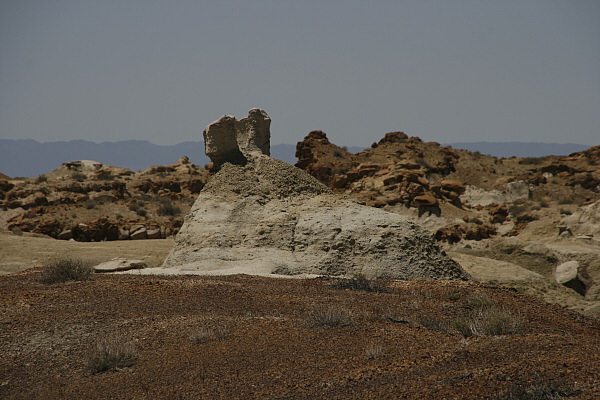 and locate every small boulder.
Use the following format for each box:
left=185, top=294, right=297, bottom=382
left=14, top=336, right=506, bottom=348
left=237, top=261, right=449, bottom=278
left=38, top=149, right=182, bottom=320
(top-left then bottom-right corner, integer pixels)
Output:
left=555, top=261, right=587, bottom=296
left=147, top=227, right=161, bottom=239
left=440, top=180, right=466, bottom=195
left=57, top=229, right=73, bottom=240
left=130, top=227, right=147, bottom=240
